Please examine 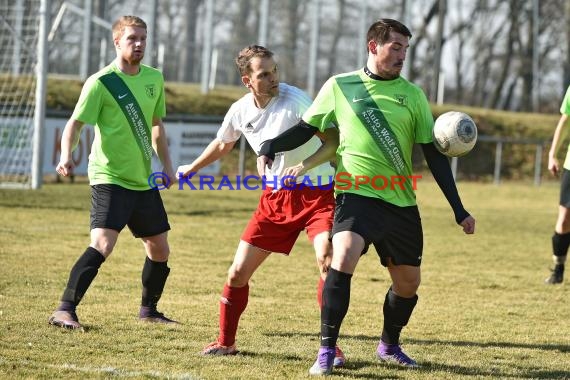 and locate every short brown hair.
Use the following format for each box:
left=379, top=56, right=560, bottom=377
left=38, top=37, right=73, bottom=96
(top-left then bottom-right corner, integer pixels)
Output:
left=112, top=16, right=147, bottom=40
left=235, top=45, right=274, bottom=76
left=366, top=18, right=412, bottom=48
